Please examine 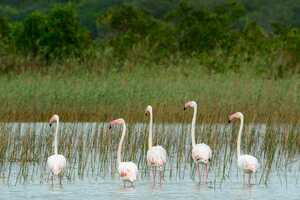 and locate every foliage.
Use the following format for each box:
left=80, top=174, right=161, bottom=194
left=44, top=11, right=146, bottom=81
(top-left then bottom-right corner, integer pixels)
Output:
left=16, top=12, right=47, bottom=56
left=0, top=1, right=299, bottom=76
left=0, top=16, right=10, bottom=38
left=166, top=1, right=244, bottom=53
left=43, top=5, right=90, bottom=59
left=98, top=5, right=157, bottom=53
left=14, top=5, right=90, bottom=60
